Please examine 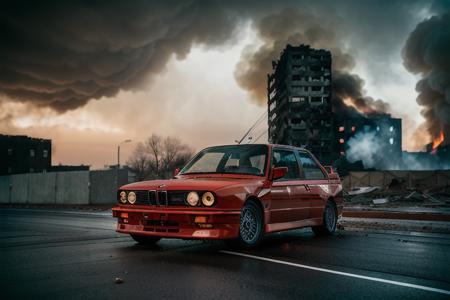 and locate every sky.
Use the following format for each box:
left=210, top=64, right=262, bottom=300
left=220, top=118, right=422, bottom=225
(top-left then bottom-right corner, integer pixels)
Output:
left=1, top=0, right=449, bottom=169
